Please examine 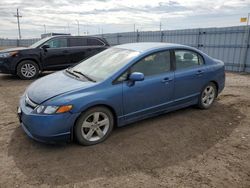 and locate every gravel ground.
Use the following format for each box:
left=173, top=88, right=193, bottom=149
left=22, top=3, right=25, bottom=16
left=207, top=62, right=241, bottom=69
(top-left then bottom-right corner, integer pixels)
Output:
left=0, top=72, right=250, bottom=188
